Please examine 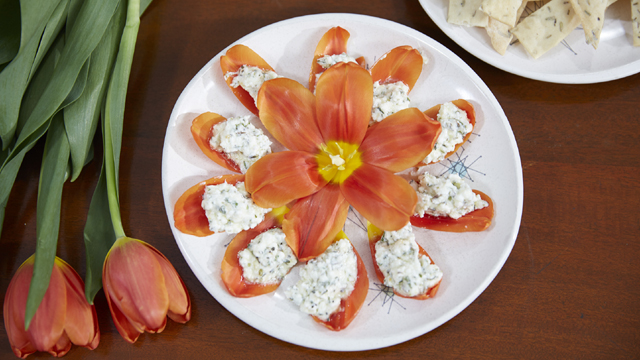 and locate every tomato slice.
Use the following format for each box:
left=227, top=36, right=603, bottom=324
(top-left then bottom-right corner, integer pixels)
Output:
left=370, top=45, right=424, bottom=91
left=410, top=190, right=494, bottom=232
left=308, top=26, right=366, bottom=93
left=220, top=207, right=291, bottom=297
left=310, top=233, right=369, bottom=331
left=191, top=112, right=242, bottom=173
left=220, top=44, right=276, bottom=116
left=420, top=99, right=476, bottom=165
left=366, top=223, right=441, bottom=300
left=173, top=174, right=245, bottom=237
